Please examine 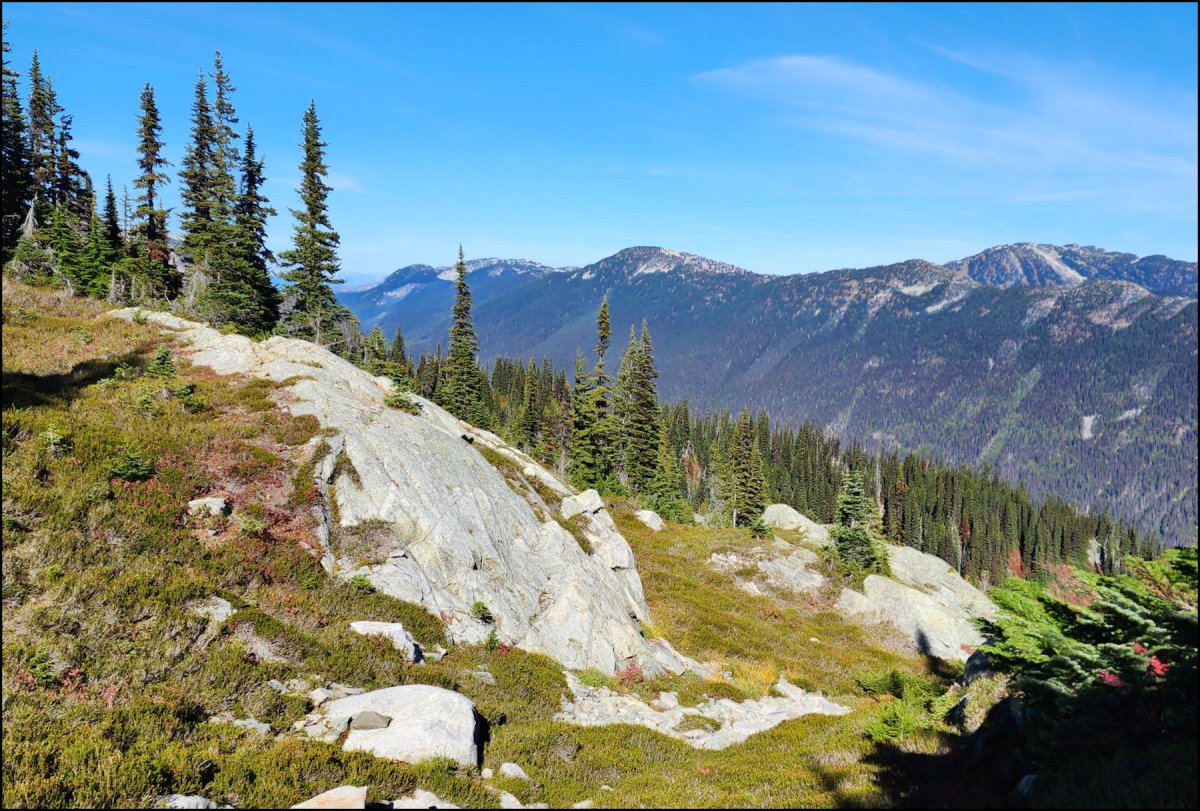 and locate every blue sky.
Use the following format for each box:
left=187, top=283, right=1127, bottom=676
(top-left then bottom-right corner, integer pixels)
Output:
left=4, top=2, right=1196, bottom=284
